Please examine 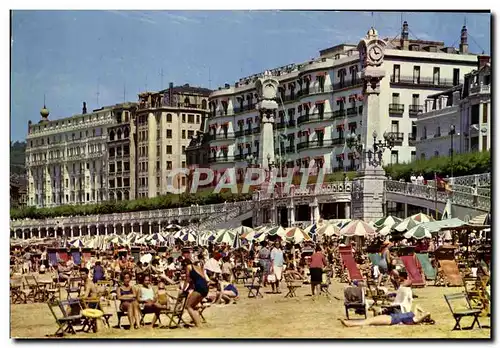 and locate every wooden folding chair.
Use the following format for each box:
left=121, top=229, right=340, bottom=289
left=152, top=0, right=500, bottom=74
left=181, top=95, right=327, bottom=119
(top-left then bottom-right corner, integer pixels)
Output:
left=283, top=273, right=302, bottom=298
left=160, top=292, right=189, bottom=328
left=232, top=267, right=252, bottom=284
left=82, top=298, right=113, bottom=328
left=24, top=275, right=45, bottom=302
left=47, top=301, right=82, bottom=337
left=66, top=277, right=83, bottom=299
left=244, top=270, right=263, bottom=298
left=444, top=293, right=482, bottom=330
left=112, top=293, right=129, bottom=329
